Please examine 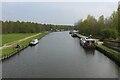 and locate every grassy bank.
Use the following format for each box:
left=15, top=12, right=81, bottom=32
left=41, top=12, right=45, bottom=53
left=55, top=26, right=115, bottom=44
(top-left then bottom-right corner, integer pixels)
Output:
left=2, top=33, right=36, bottom=46
left=96, top=44, right=120, bottom=65
left=1, top=32, right=48, bottom=57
